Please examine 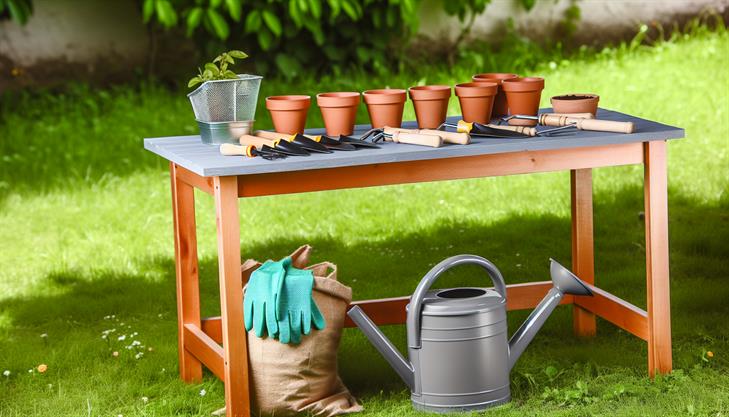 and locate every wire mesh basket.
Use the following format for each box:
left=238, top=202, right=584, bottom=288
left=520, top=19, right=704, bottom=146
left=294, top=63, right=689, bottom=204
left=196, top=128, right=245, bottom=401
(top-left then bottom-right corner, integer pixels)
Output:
left=187, top=74, right=263, bottom=122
